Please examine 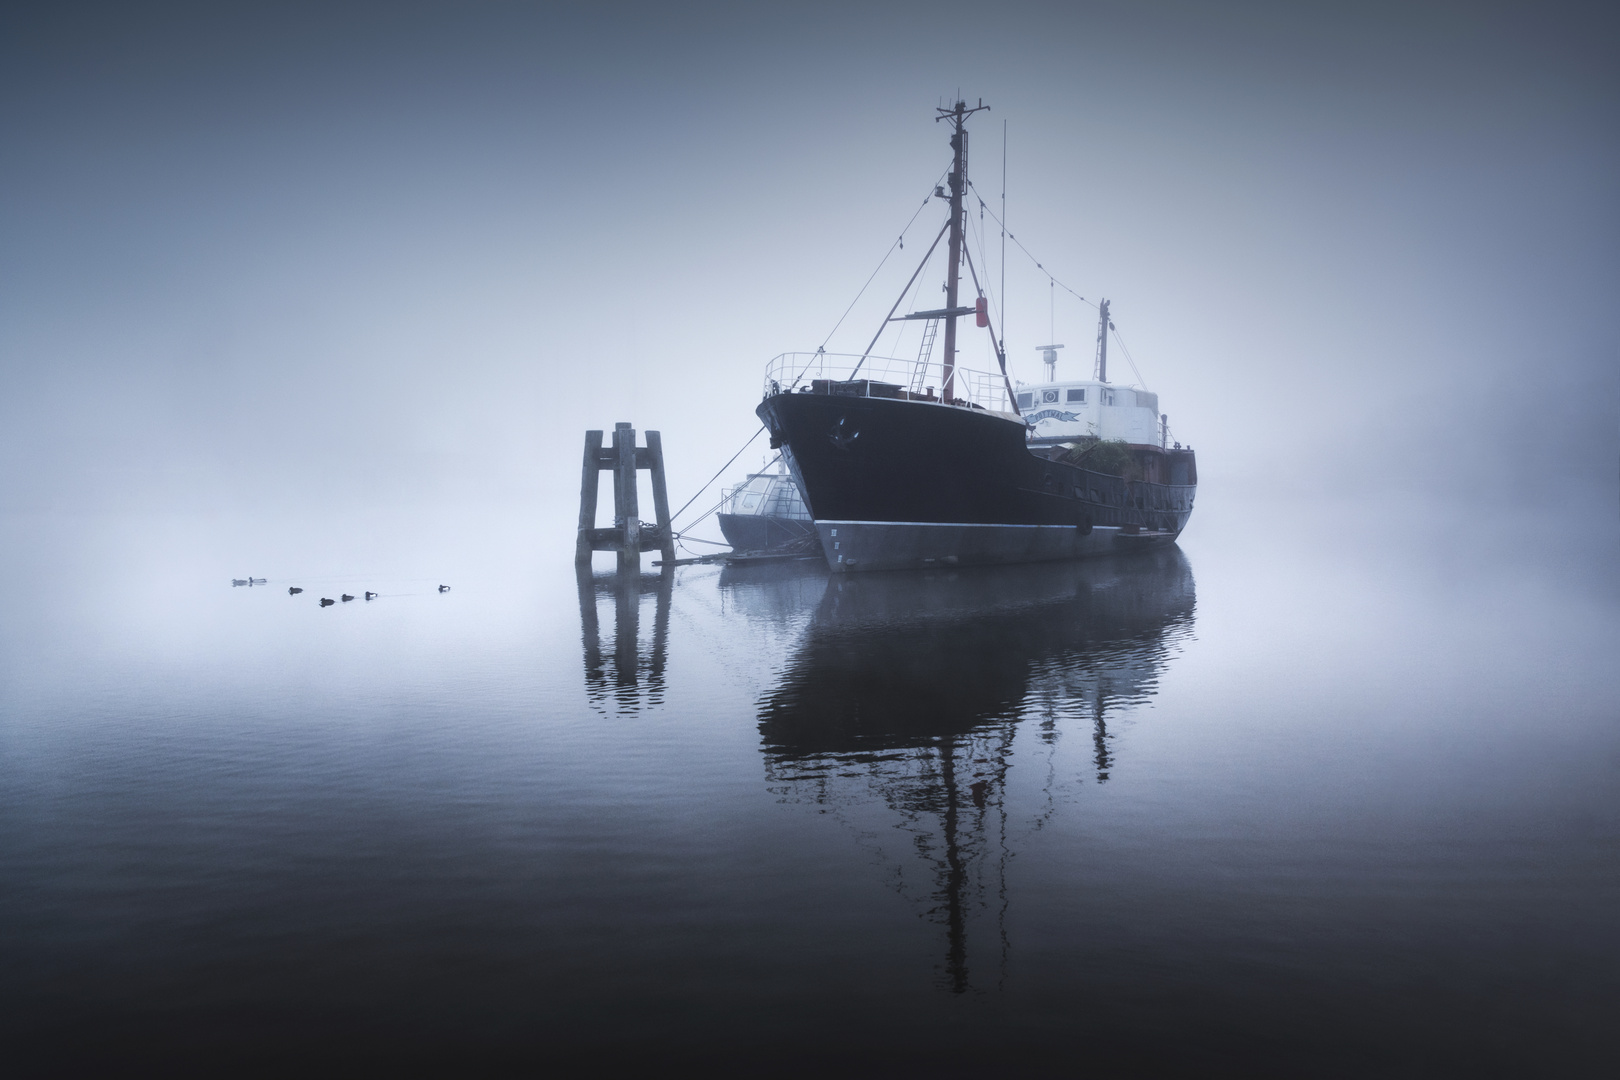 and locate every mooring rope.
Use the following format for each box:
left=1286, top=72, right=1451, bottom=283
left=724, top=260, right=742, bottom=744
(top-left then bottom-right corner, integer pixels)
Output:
left=668, top=426, right=766, bottom=532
